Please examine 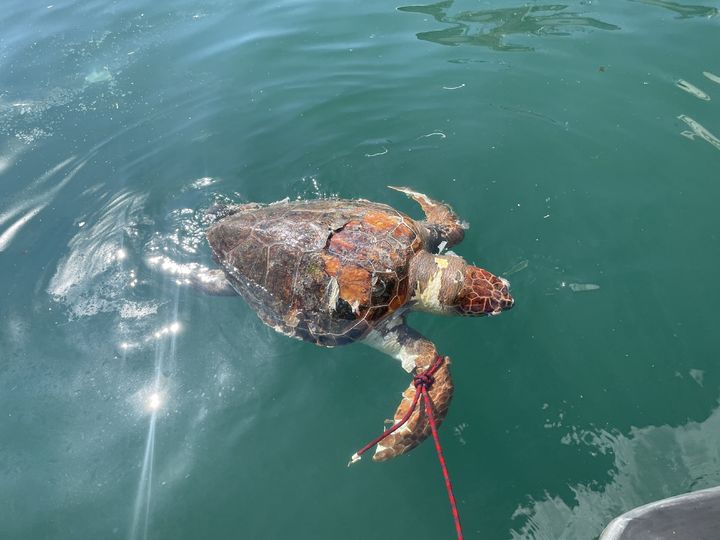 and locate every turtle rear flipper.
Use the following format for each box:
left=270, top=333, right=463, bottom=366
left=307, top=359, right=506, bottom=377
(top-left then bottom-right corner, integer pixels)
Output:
left=362, top=320, right=454, bottom=461
left=388, top=186, right=466, bottom=252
